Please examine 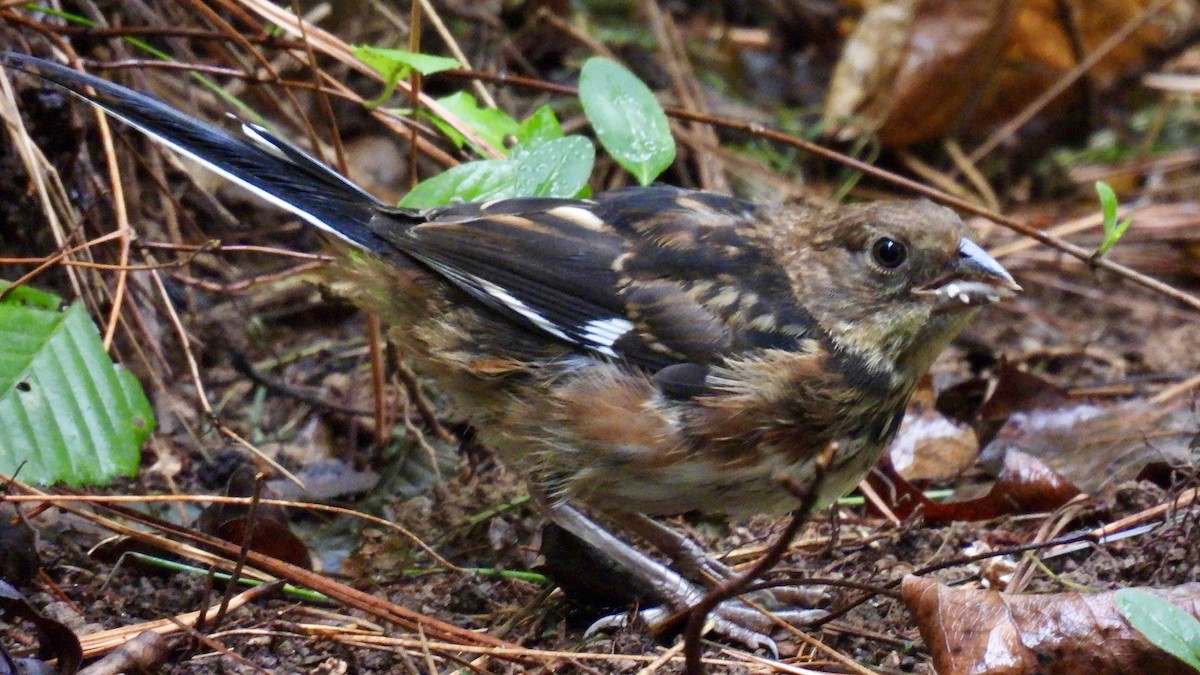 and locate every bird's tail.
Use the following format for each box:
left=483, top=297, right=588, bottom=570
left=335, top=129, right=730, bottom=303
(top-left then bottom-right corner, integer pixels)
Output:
left=3, top=52, right=390, bottom=250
